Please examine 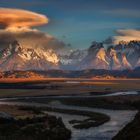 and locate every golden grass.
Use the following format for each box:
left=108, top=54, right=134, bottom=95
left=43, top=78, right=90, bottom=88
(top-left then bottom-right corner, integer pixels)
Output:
left=0, top=77, right=140, bottom=83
